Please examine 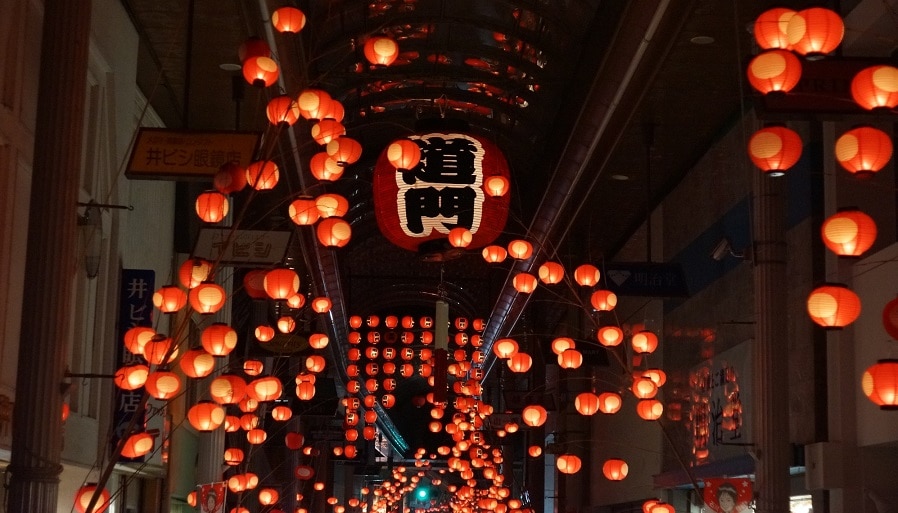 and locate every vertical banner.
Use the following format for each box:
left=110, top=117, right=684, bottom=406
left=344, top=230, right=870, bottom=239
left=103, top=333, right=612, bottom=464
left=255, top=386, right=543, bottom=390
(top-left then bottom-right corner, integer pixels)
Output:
left=198, top=482, right=227, bottom=513
left=703, top=477, right=753, bottom=513
left=114, top=268, right=155, bottom=462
